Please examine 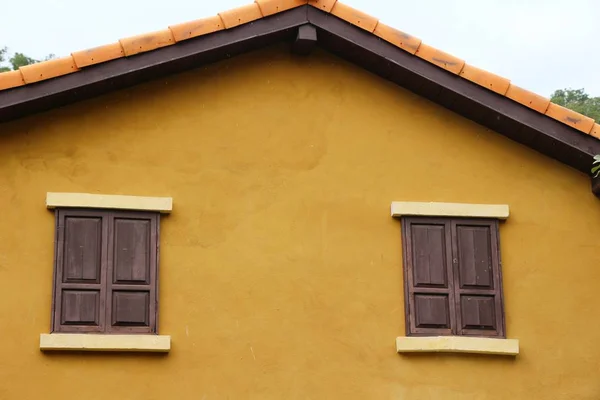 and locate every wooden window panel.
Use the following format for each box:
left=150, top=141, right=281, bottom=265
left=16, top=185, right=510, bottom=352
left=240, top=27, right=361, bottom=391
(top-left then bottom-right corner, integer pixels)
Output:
left=402, top=218, right=456, bottom=336
left=451, top=219, right=505, bottom=337
left=106, top=212, right=158, bottom=334
left=52, top=209, right=159, bottom=334
left=53, top=209, right=108, bottom=333
left=401, top=217, right=505, bottom=338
